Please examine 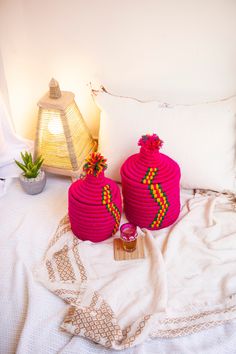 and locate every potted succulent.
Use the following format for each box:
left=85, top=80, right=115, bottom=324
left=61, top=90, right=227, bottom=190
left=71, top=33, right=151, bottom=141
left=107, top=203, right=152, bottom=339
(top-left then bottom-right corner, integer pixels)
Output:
left=15, top=152, right=46, bottom=195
